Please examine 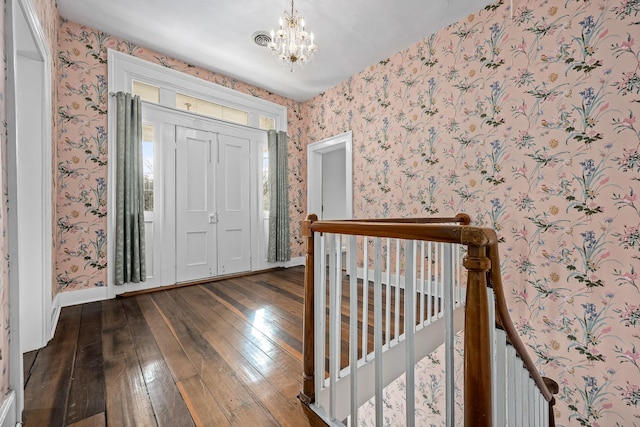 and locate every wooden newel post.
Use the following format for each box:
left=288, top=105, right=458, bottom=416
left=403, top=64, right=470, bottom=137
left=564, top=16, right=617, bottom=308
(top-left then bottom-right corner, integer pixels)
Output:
left=299, top=214, right=317, bottom=405
left=463, top=245, right=492, bottom=426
